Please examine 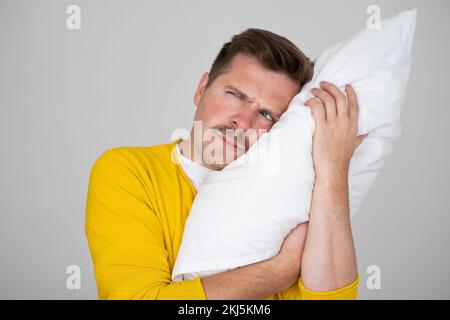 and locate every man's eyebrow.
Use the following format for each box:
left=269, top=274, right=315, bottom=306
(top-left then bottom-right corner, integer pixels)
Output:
left=224, top=85, right=281, bottom=118
left=224, top=85, right=252, bottom=102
